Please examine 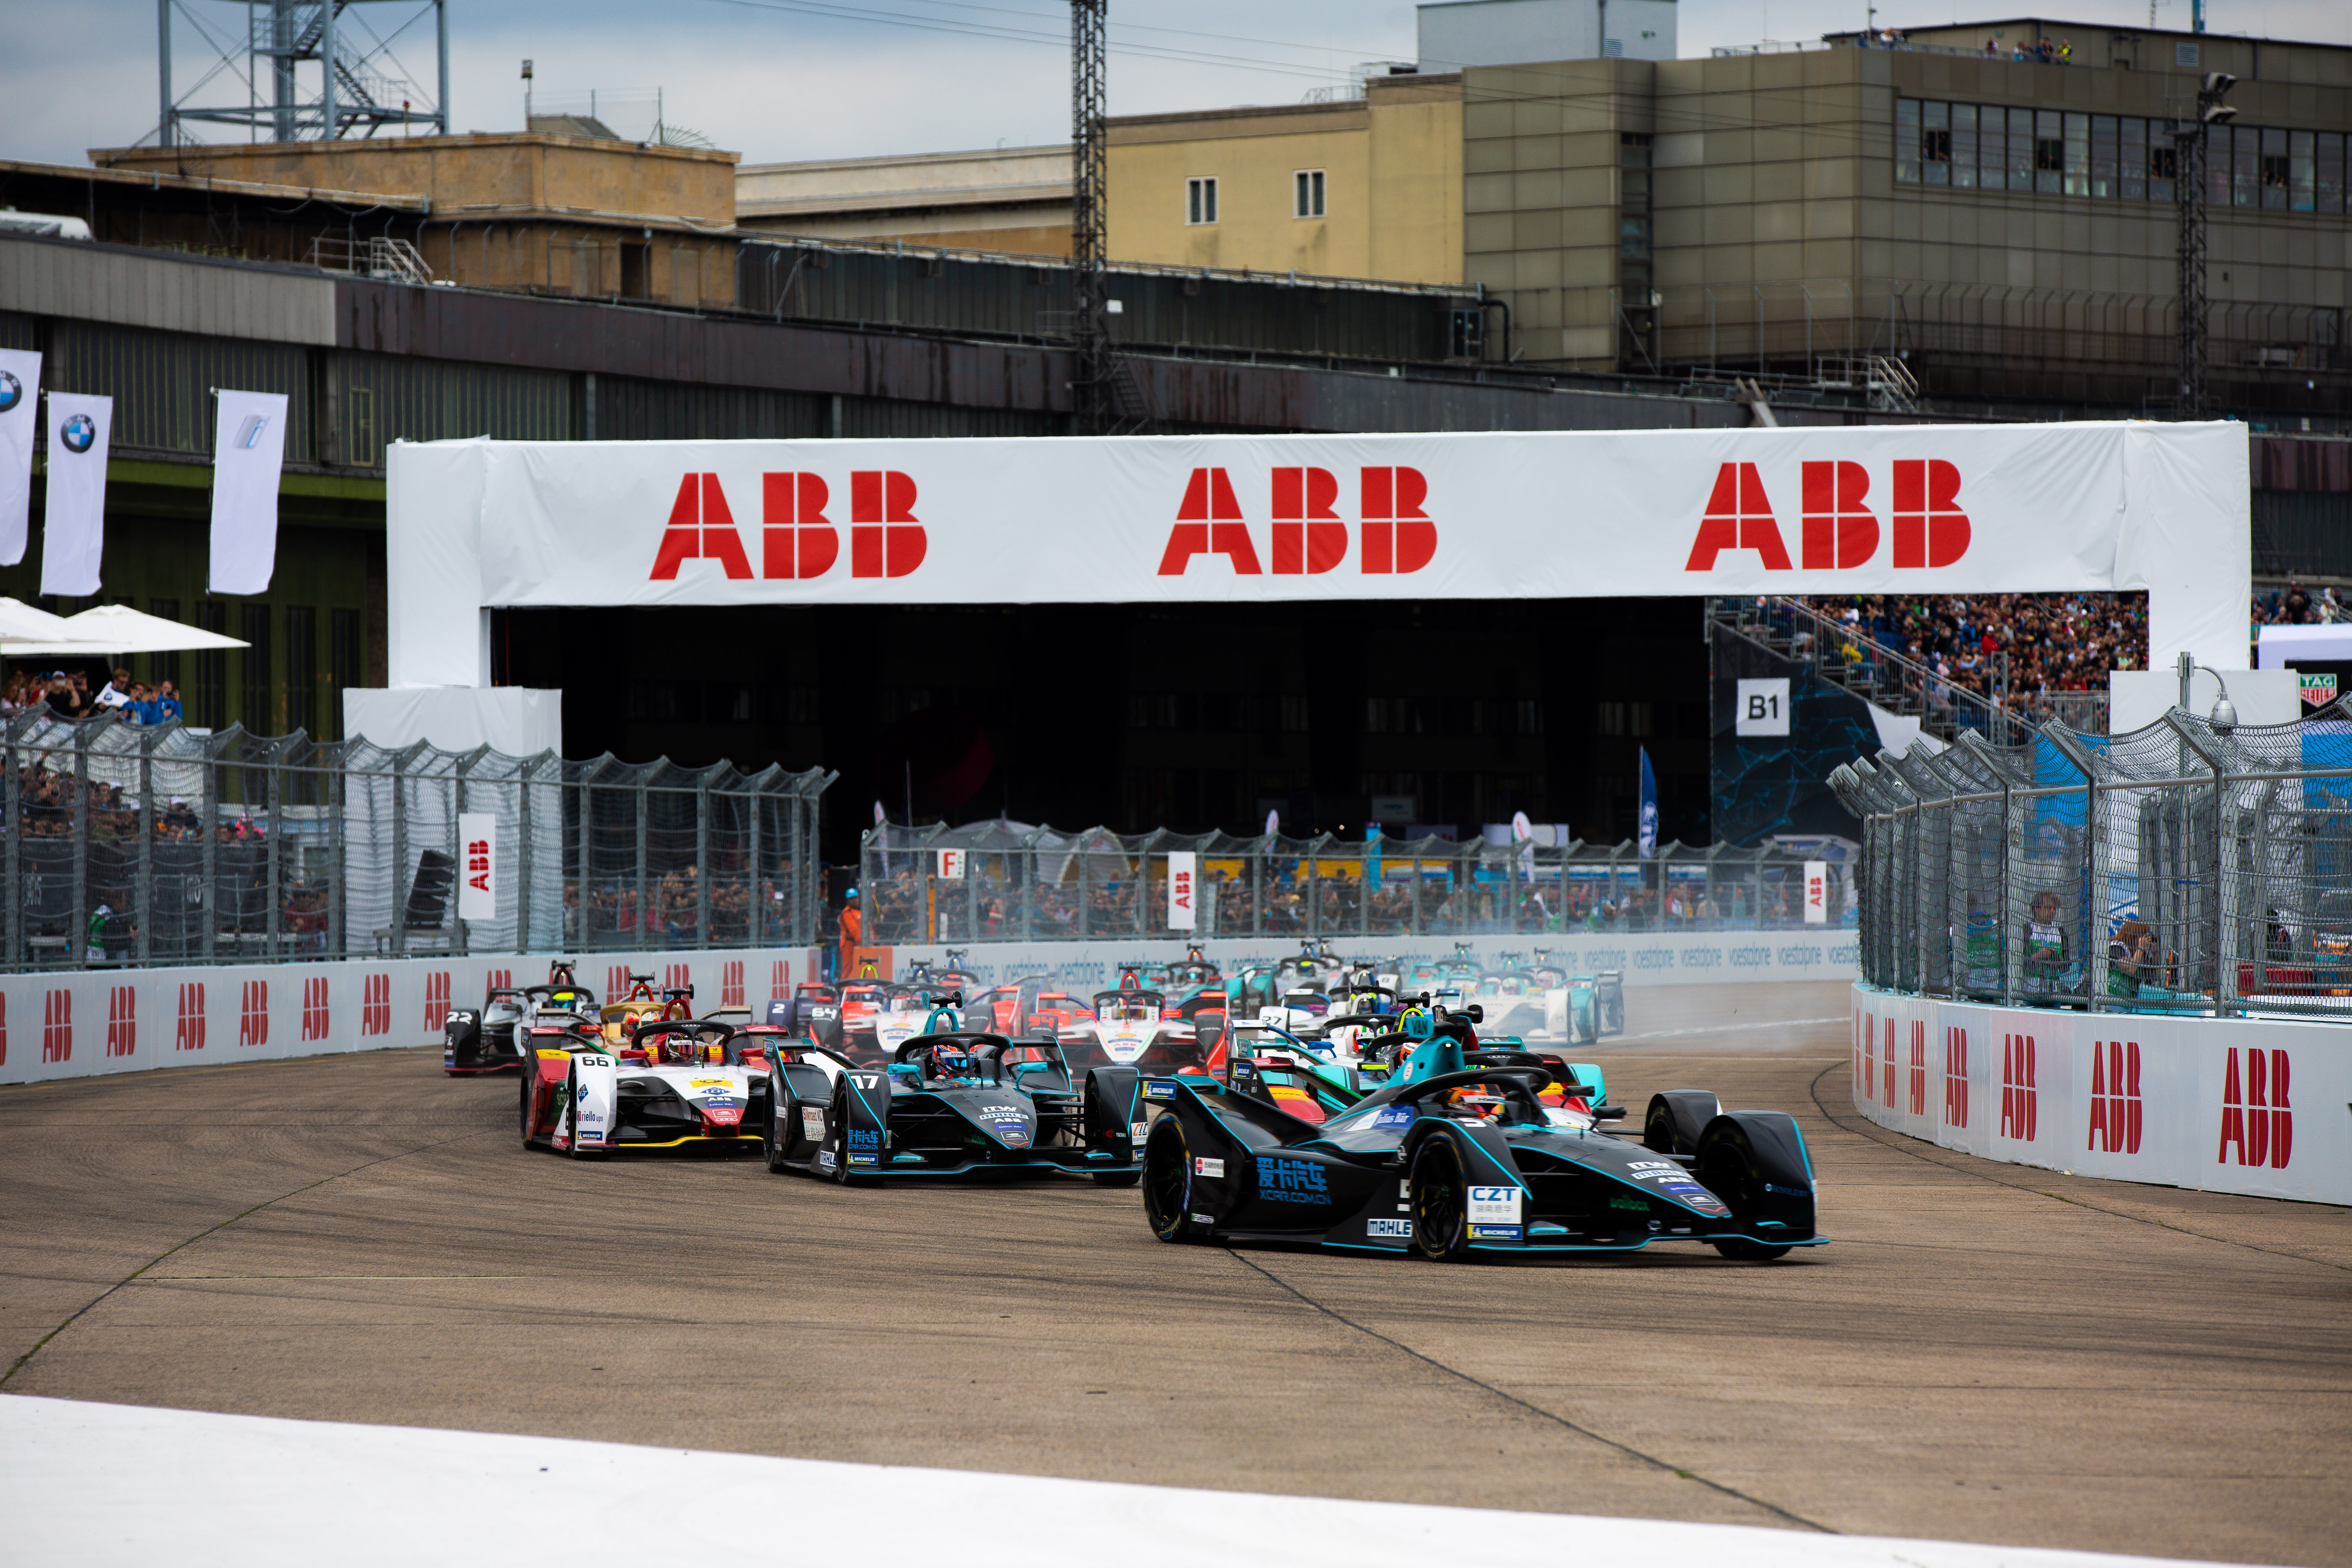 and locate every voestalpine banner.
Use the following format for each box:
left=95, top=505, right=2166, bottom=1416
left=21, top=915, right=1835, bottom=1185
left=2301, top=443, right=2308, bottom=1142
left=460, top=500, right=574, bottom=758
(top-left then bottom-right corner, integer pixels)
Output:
left=209, top=389, right=289, bottom=595
left=0, top=348, right=40, bottom=566
left=385, top=423, right=2249, bottom=688
left=40, top=391, right=111, bottom=597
